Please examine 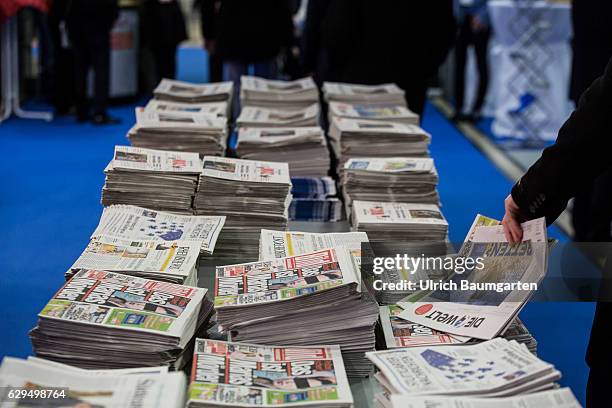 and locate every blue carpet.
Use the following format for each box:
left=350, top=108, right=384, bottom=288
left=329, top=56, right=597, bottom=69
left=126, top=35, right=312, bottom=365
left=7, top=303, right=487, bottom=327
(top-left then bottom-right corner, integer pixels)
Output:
left=0, top=47, right=592, bottom=404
